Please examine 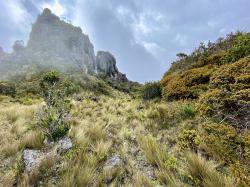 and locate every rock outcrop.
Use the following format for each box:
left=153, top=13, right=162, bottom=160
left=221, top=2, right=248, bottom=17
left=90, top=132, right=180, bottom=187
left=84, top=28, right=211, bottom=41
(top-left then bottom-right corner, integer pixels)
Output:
left=0, top=8, right=128, bottom=82
left=23, top=149, right=44, bottom=172
left=23, top=137, right=73, bottom=173
left=96, top=51, right=128, bottom=82
left=26, top=8, right=96, bottom=73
